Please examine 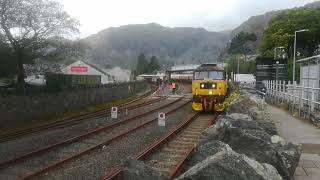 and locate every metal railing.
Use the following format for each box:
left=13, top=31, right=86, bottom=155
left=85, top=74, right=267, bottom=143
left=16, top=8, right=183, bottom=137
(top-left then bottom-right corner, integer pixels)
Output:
left=263, top=80, right=320, bottom=118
